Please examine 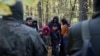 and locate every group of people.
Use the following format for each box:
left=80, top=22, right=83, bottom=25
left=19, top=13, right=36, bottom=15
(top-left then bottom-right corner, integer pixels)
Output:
left=25, top=16, right=70, bottom=56
left=1, top=0, right=100, bottom=56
